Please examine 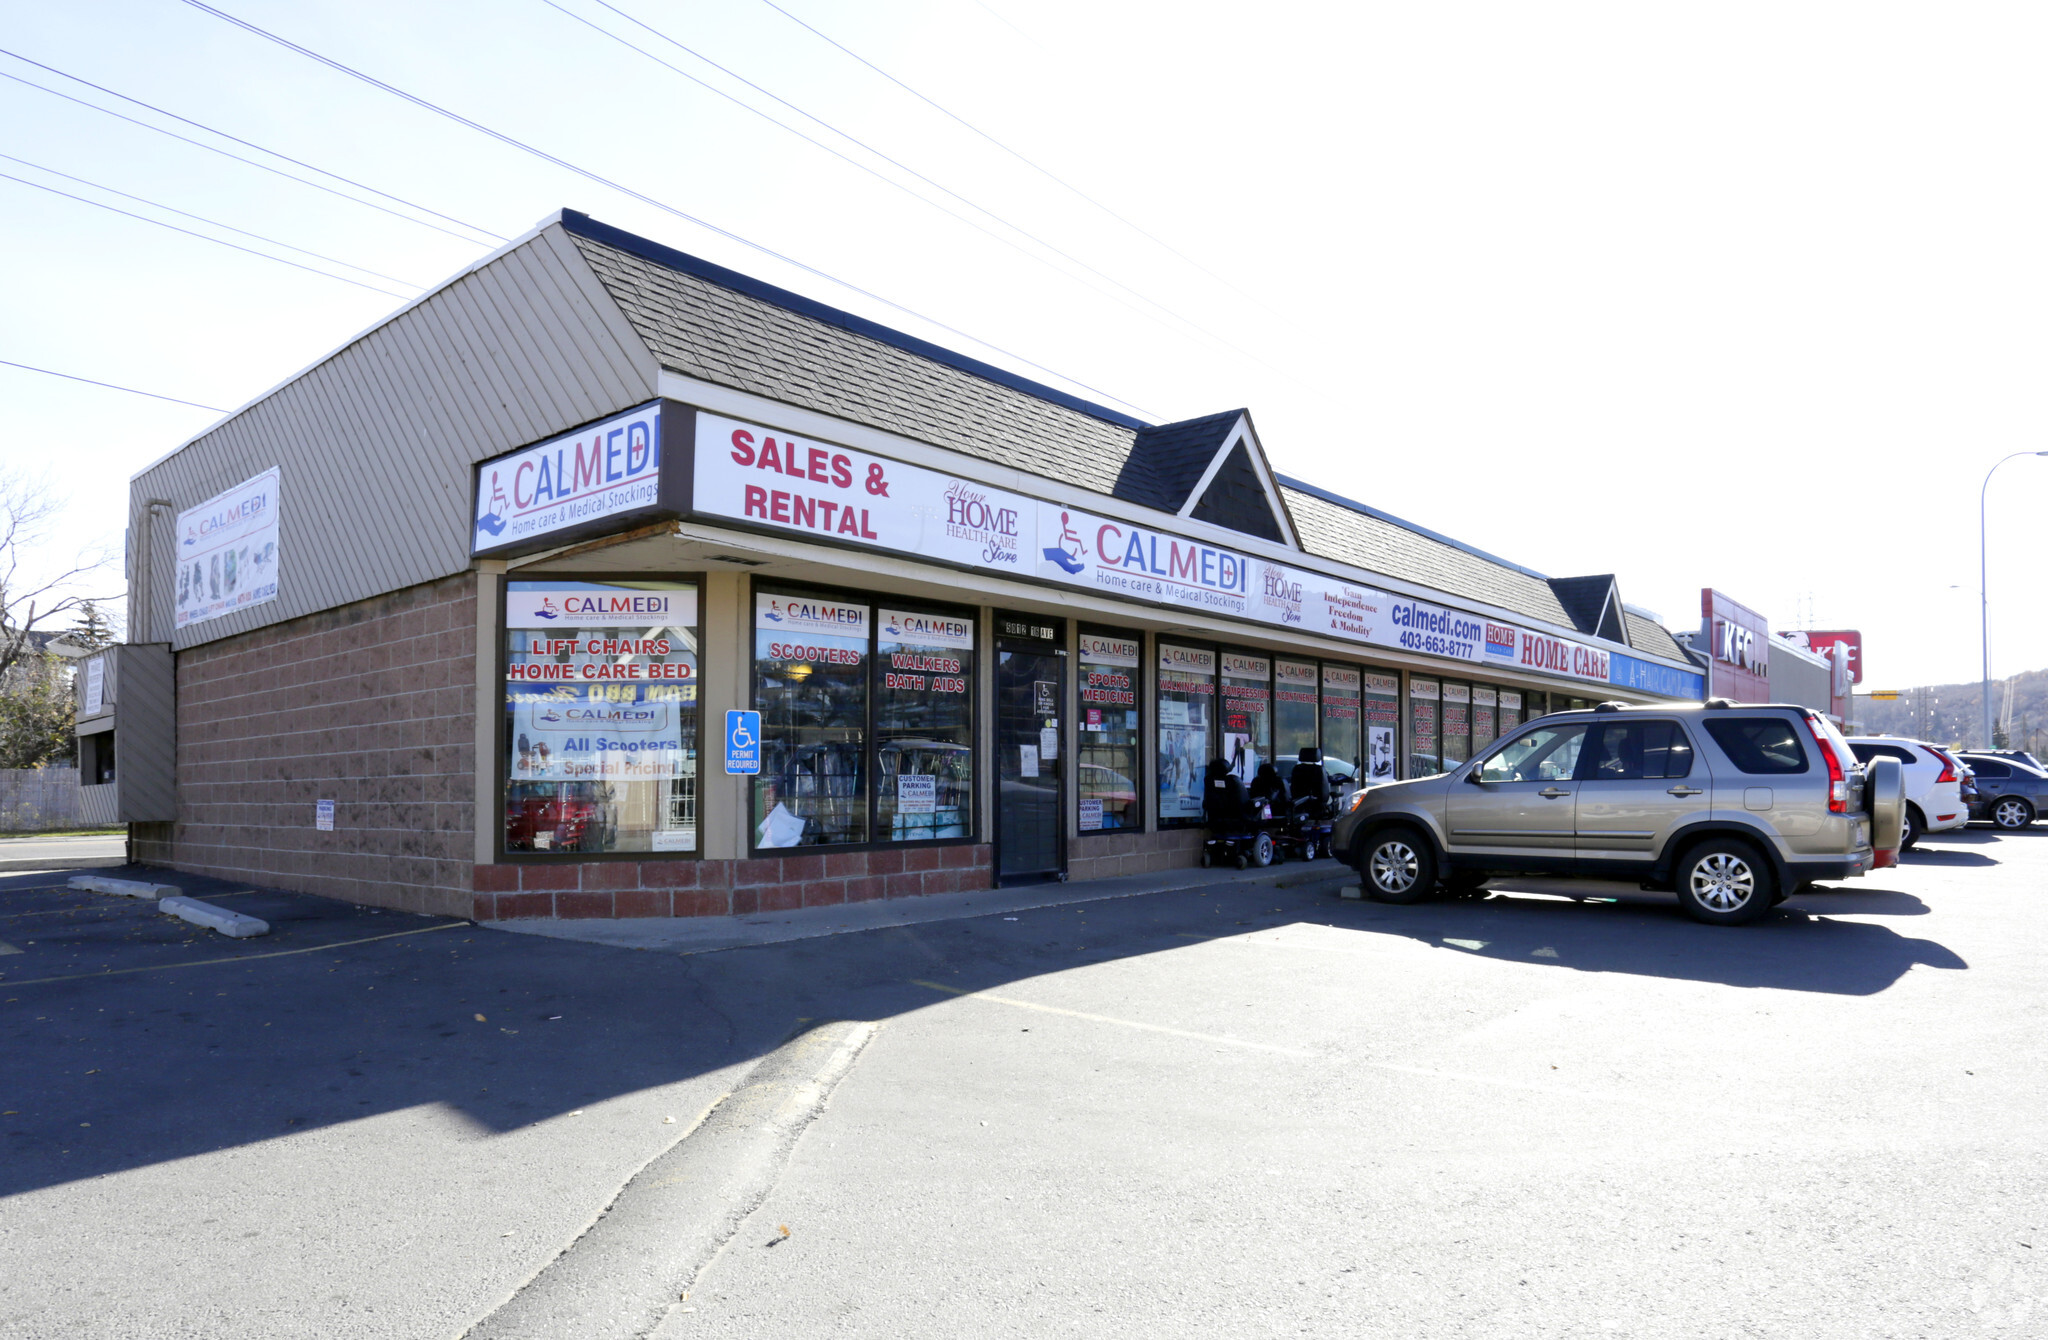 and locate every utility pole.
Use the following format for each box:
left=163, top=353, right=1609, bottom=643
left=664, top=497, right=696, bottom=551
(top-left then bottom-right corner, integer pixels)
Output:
left=1981, top=451, right=2048, bottom=749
